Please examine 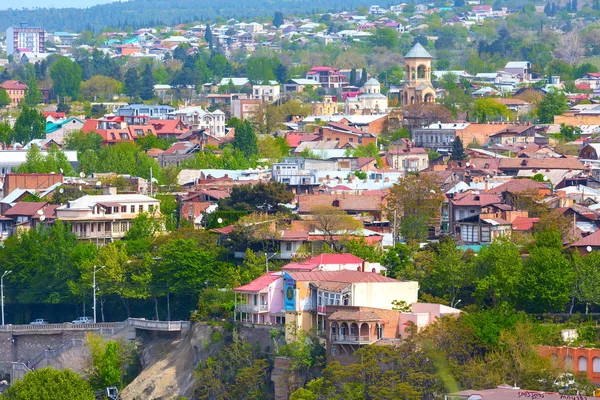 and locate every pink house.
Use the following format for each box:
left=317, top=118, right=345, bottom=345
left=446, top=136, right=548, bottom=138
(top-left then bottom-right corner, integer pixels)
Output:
left=233, top=272, right=284, bottom=325
left=281, top=253, right=385, bottom=273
